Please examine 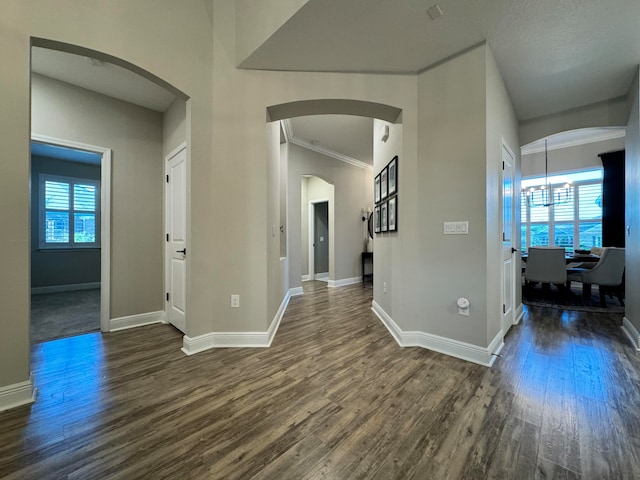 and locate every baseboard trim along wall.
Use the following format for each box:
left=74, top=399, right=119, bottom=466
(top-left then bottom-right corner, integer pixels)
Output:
left=31, top=282, right=101, bottom=295
left=181, top=287, right=304, bottom=356
left=622, top=317, right=640, bottom=351
left=0, top=373, right=36, bottom=412
left=327, top=276, right=361, bottom=288
left=301, top=275, right=311, bottom=282
left=371, top=300, right=504, bottom=367
left=109, top=311, right=166, bottom=332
